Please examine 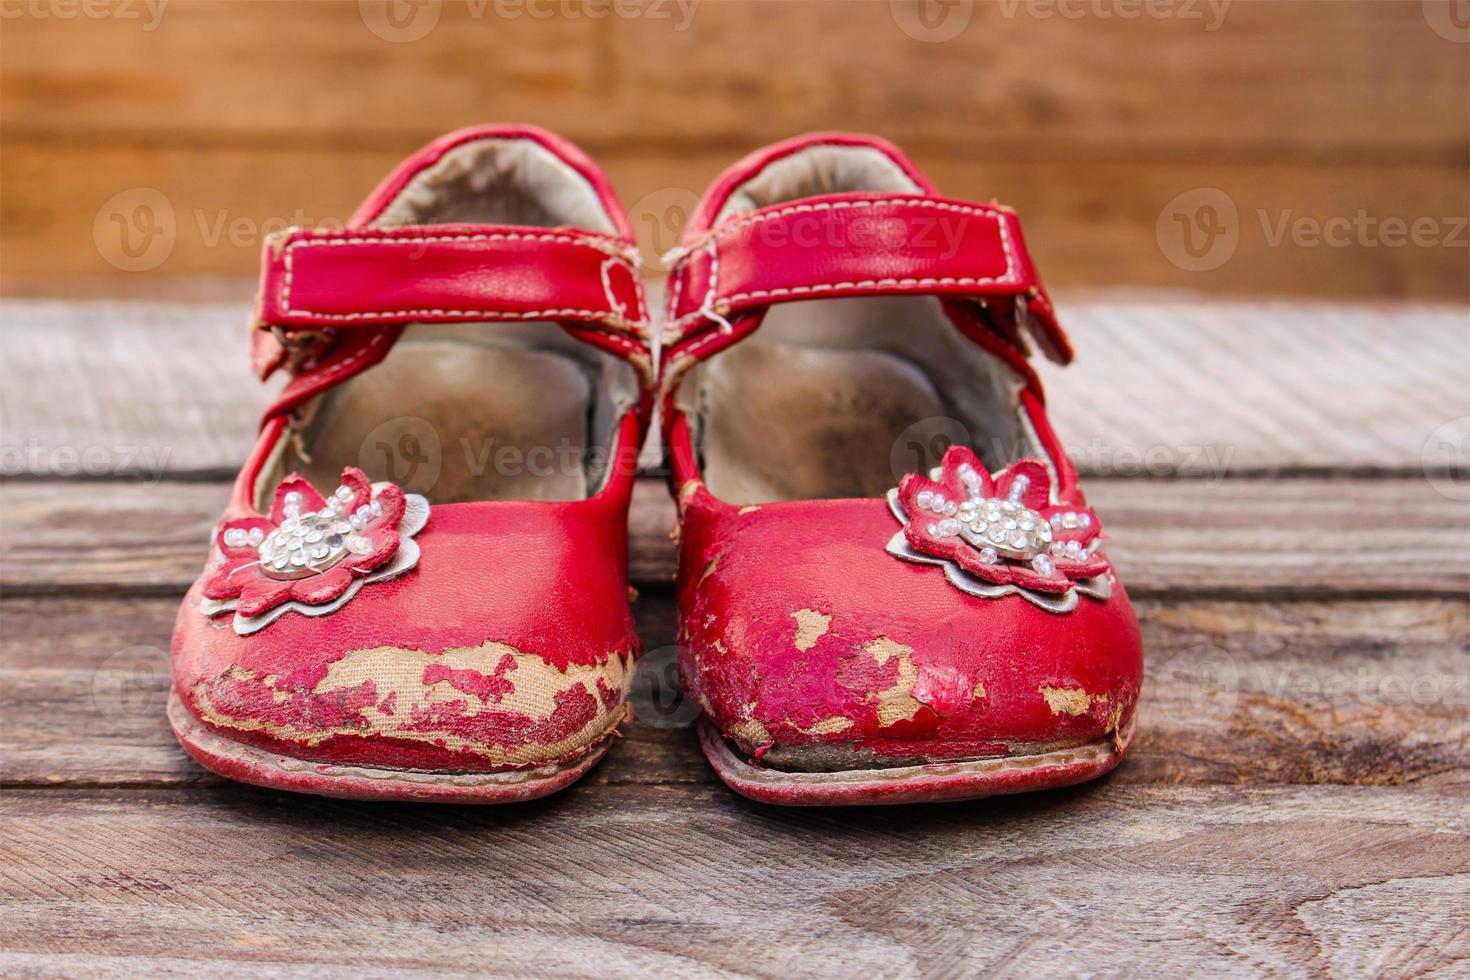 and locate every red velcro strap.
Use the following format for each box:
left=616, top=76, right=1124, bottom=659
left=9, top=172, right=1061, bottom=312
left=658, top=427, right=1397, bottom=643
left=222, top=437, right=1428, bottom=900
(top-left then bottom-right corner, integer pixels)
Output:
left=255, top=224, right=646, bottom=337
left=666, top=193, right=1070, bottom=363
